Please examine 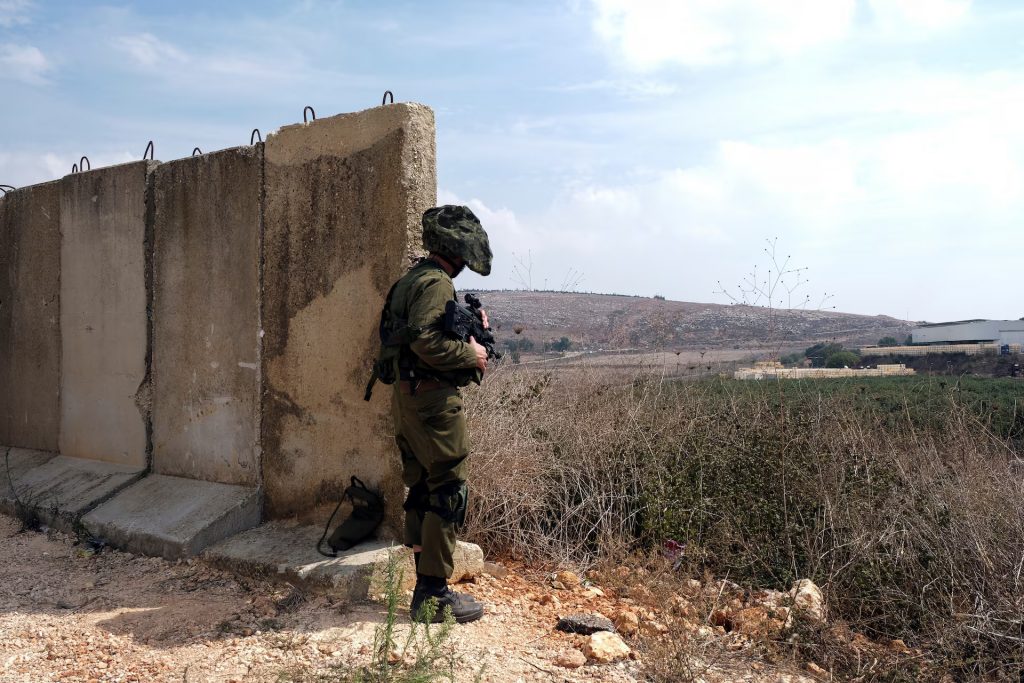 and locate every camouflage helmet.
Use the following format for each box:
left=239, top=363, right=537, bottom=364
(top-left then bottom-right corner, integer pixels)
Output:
left=422, top=205, right=492, bottom=276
